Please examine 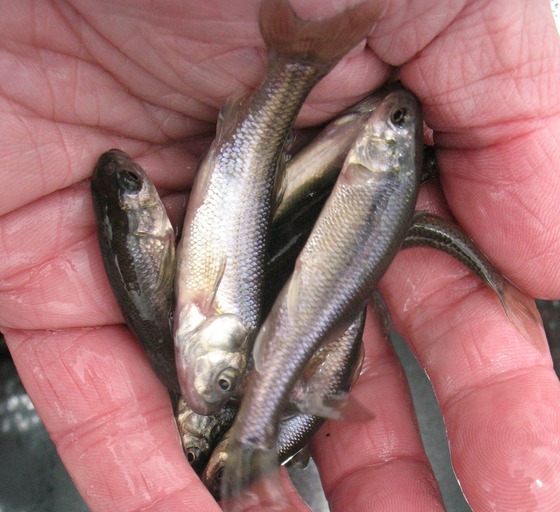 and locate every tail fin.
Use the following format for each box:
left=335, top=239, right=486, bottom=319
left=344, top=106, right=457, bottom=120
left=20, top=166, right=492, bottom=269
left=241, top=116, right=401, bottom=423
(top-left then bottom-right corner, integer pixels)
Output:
left=220, top=441, right=285, bottom=512
left=500, top=281, right=546, bottom=349
left=260, top=0, right=383, bottom=64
